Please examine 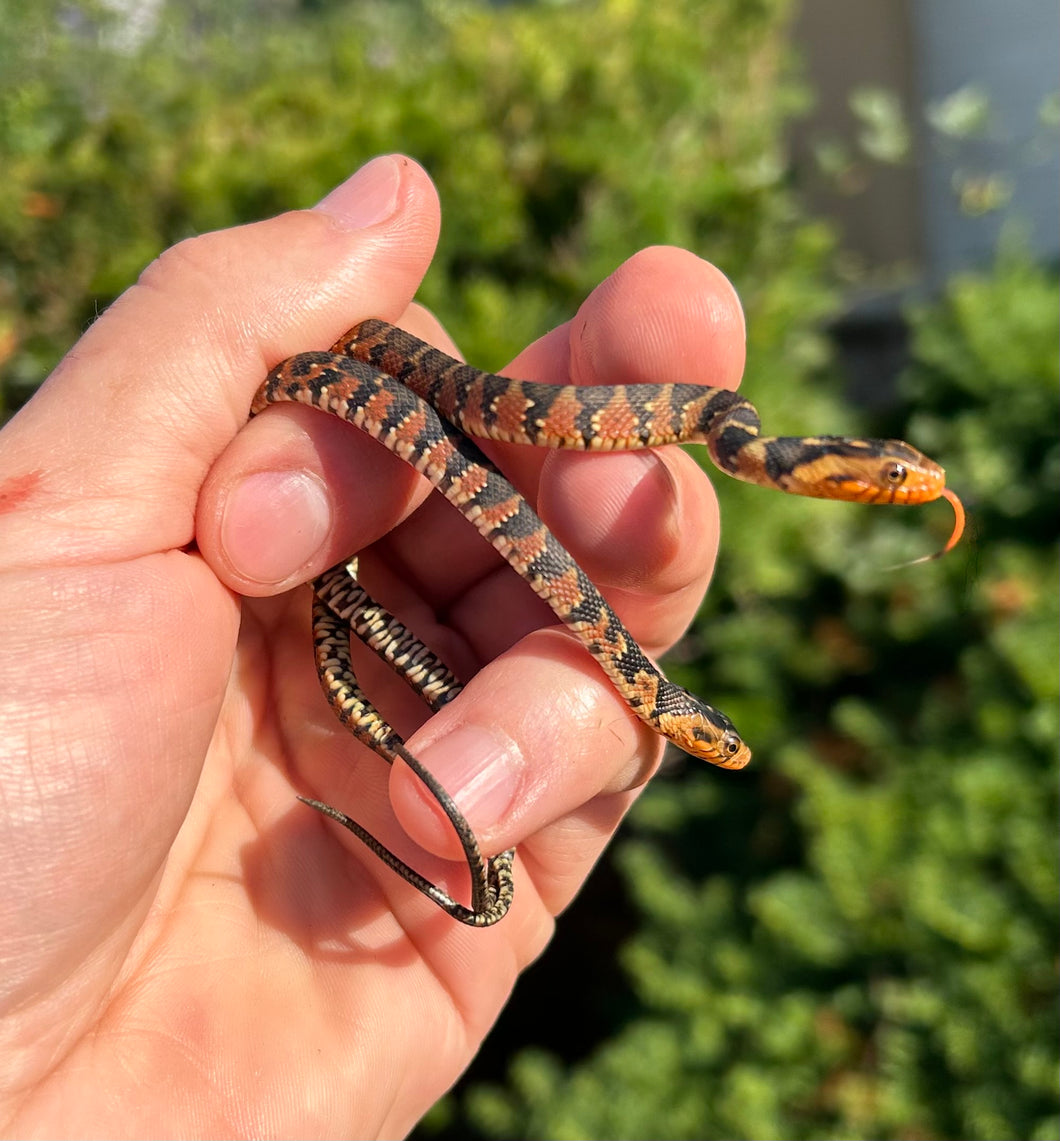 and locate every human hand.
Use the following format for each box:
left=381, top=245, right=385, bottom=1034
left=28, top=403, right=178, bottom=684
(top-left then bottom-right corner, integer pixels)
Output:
left=0, top=155, right=745, bottom=1137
